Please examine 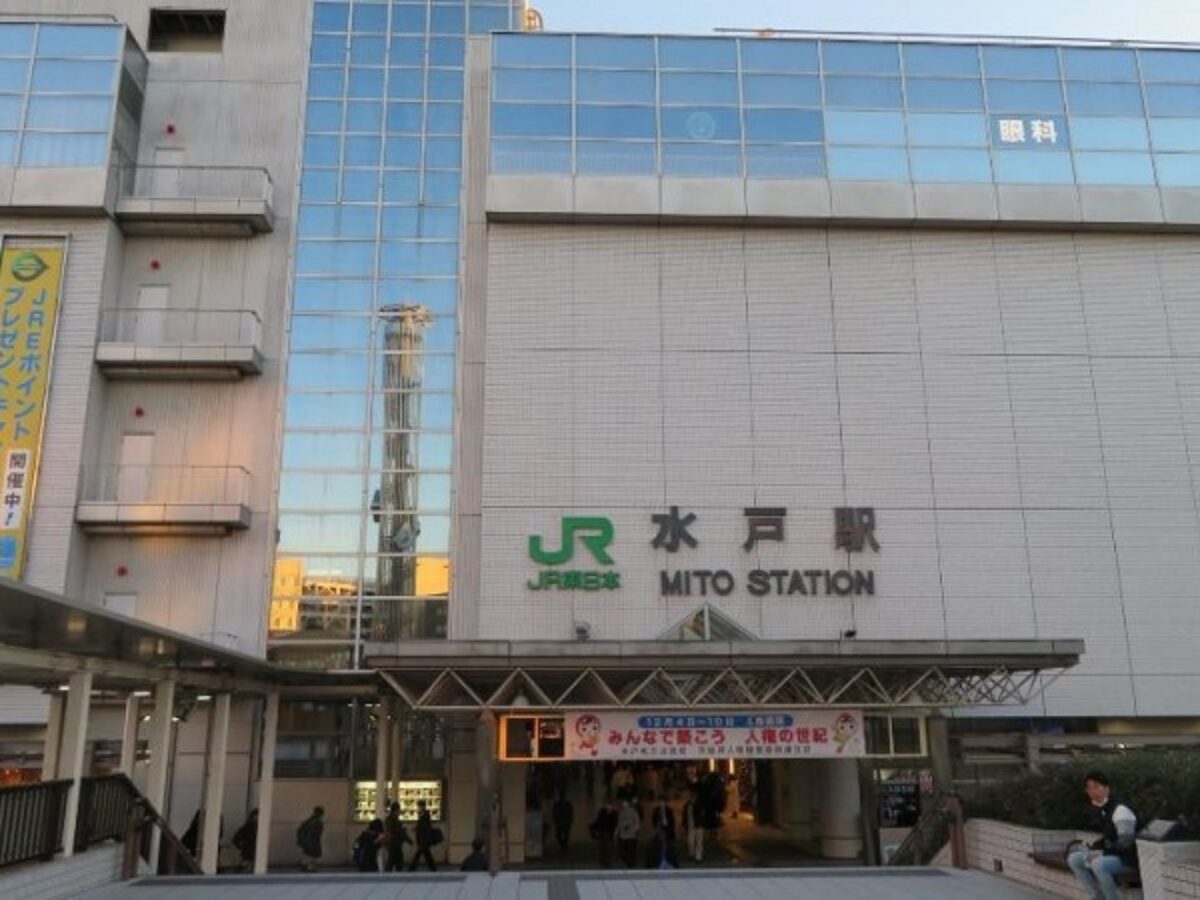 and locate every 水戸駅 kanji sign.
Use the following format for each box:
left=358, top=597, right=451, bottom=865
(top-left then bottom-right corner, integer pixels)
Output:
left=0, top=242, right=65, bottom=580
left=564, top=709, right=865, bottom=761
